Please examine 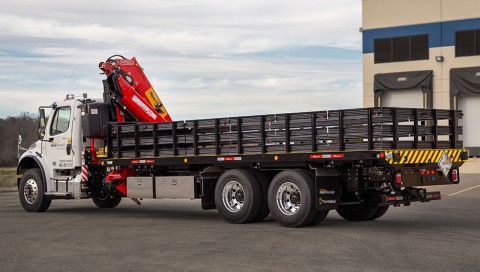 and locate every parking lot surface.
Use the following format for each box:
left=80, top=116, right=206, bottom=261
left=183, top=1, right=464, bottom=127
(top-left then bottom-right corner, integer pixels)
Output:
left=1, top=174, right=479, bottom=272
